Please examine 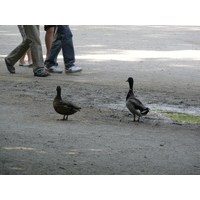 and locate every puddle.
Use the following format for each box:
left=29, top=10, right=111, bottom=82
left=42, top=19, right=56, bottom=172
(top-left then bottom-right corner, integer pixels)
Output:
left=159, top=111, right=200, bottom=125
left=102, top=102, right=200, bottom=125
left=150, top=104, right=200, bottom=125
left=149, top=104, right=200, bottom=116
